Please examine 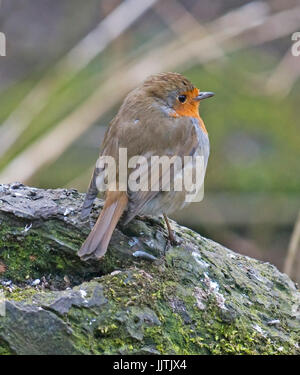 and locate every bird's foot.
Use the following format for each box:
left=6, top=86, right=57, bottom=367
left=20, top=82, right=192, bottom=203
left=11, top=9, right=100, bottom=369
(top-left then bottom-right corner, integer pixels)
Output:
left=163, top=232, right=182, bottom=254
left=169, top=233, right=182, bottom=247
